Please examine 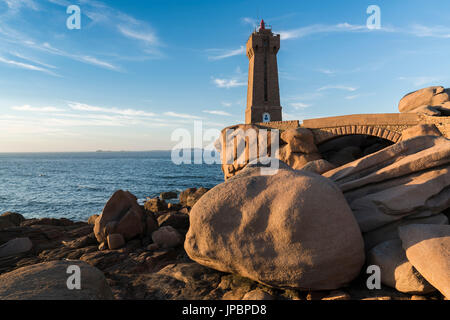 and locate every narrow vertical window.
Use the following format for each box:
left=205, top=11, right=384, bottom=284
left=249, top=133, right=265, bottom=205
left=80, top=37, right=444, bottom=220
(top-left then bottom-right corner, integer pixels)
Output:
left=263, top=39, right=268, bottom=102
